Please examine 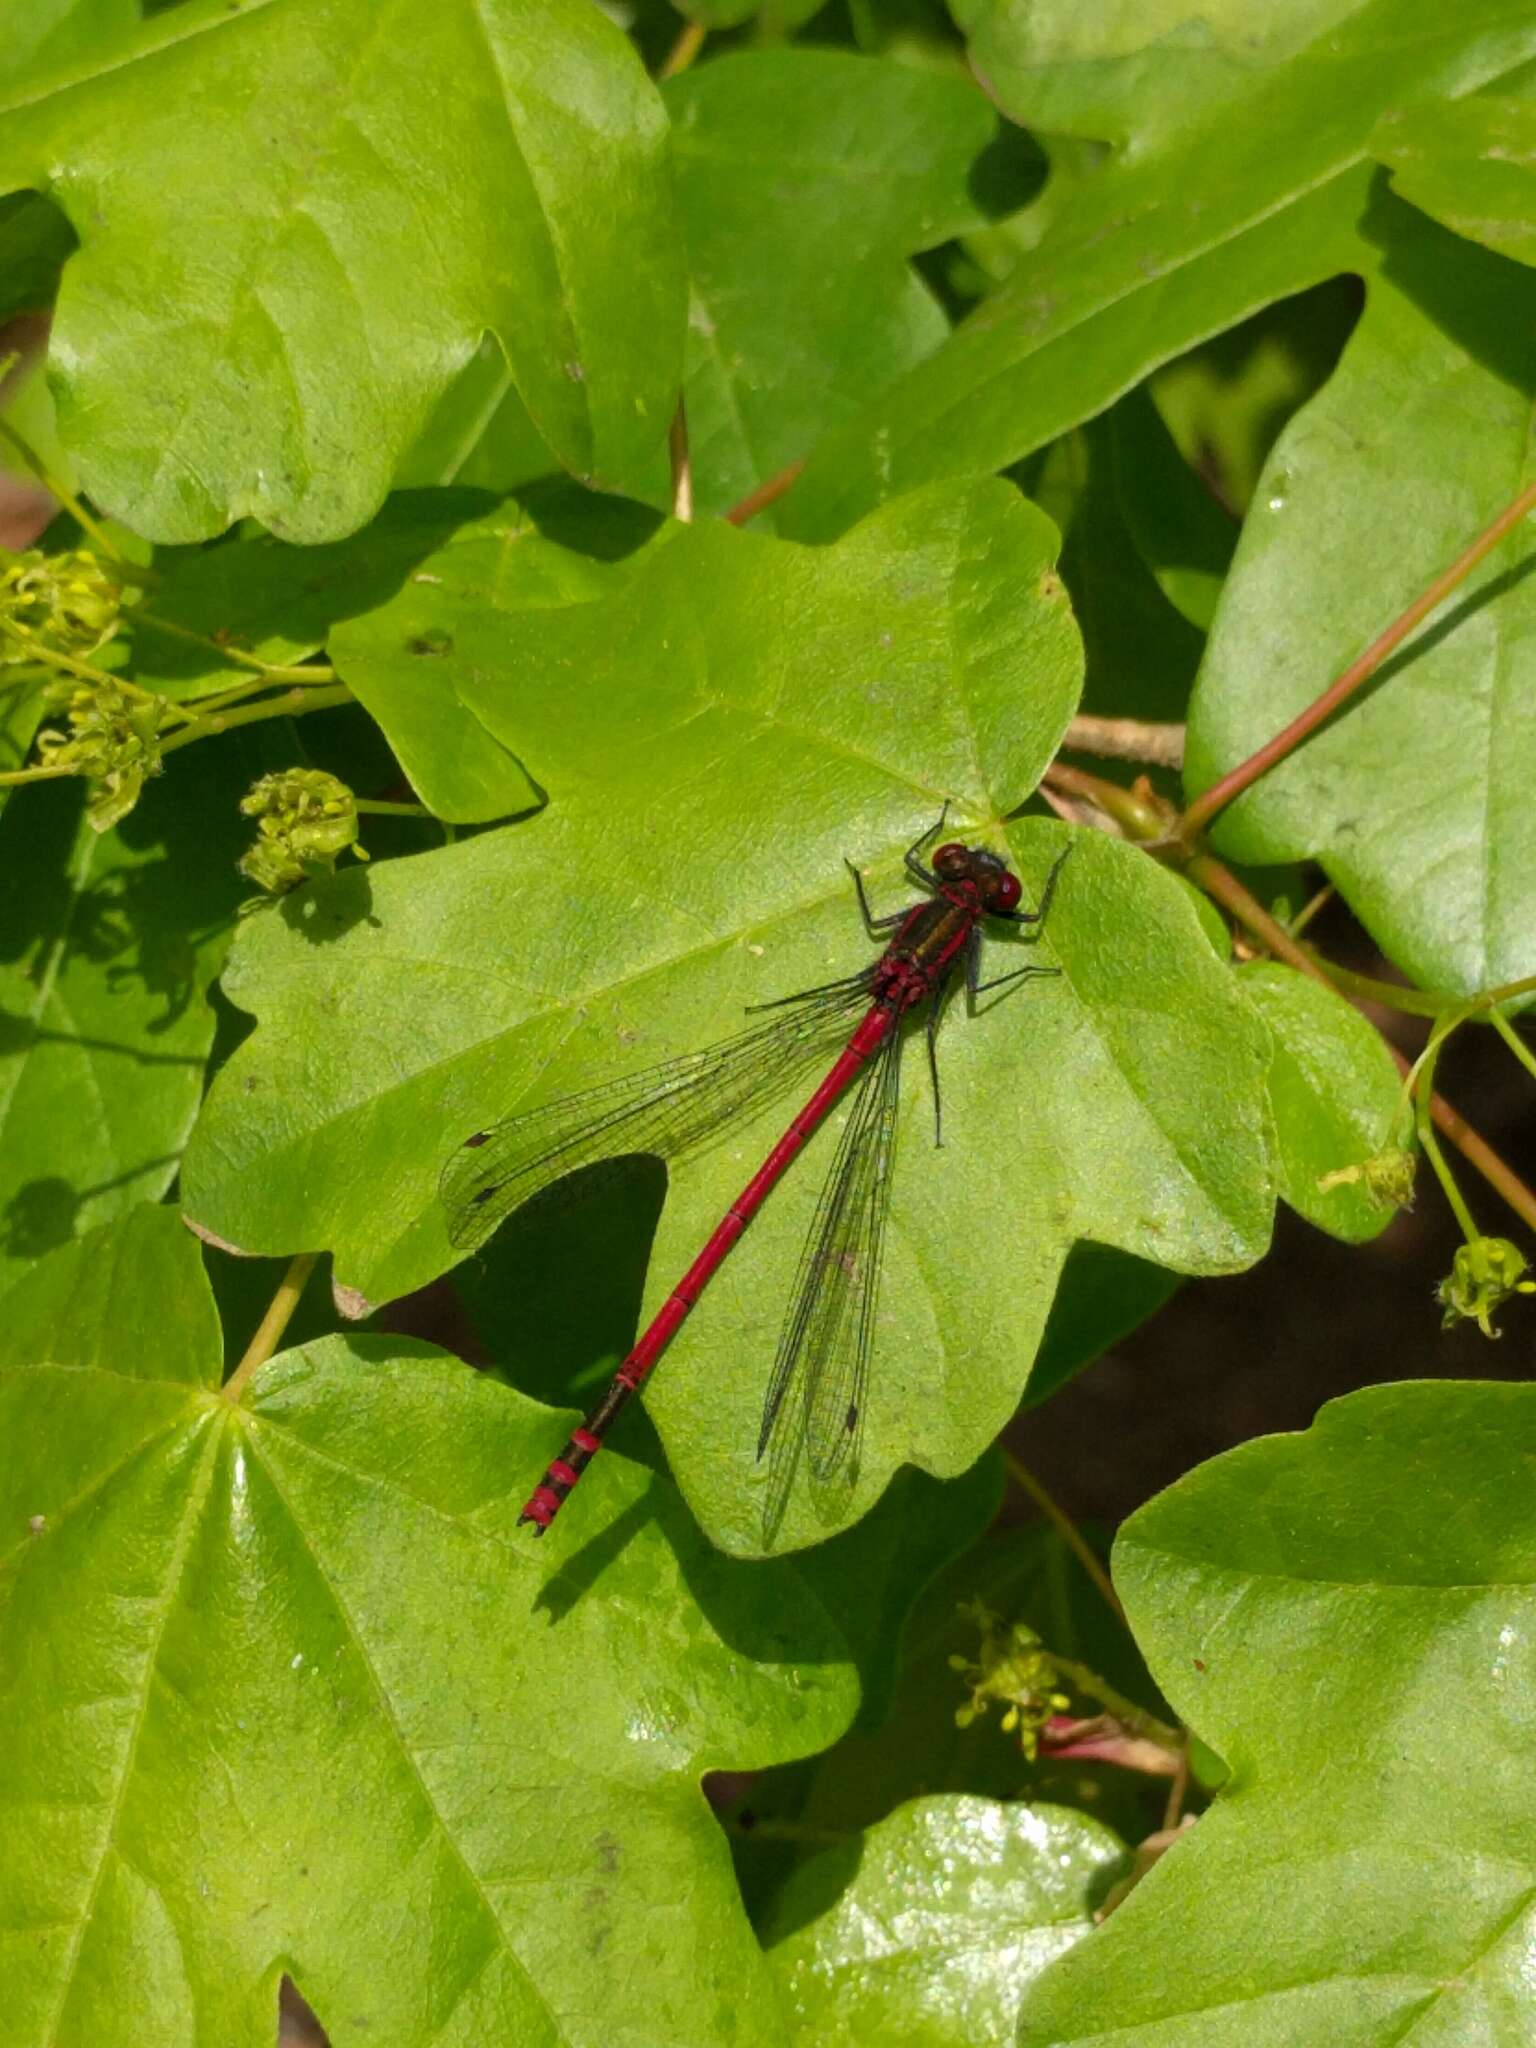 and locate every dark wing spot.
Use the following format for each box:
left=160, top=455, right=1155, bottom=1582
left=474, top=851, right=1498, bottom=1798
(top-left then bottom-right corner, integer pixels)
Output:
left=845, top=1403, right=858, bottom=1432
left=471, top=1187, right=496, bottom=1206
left=464, top=1131, right=489, bottom=1149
